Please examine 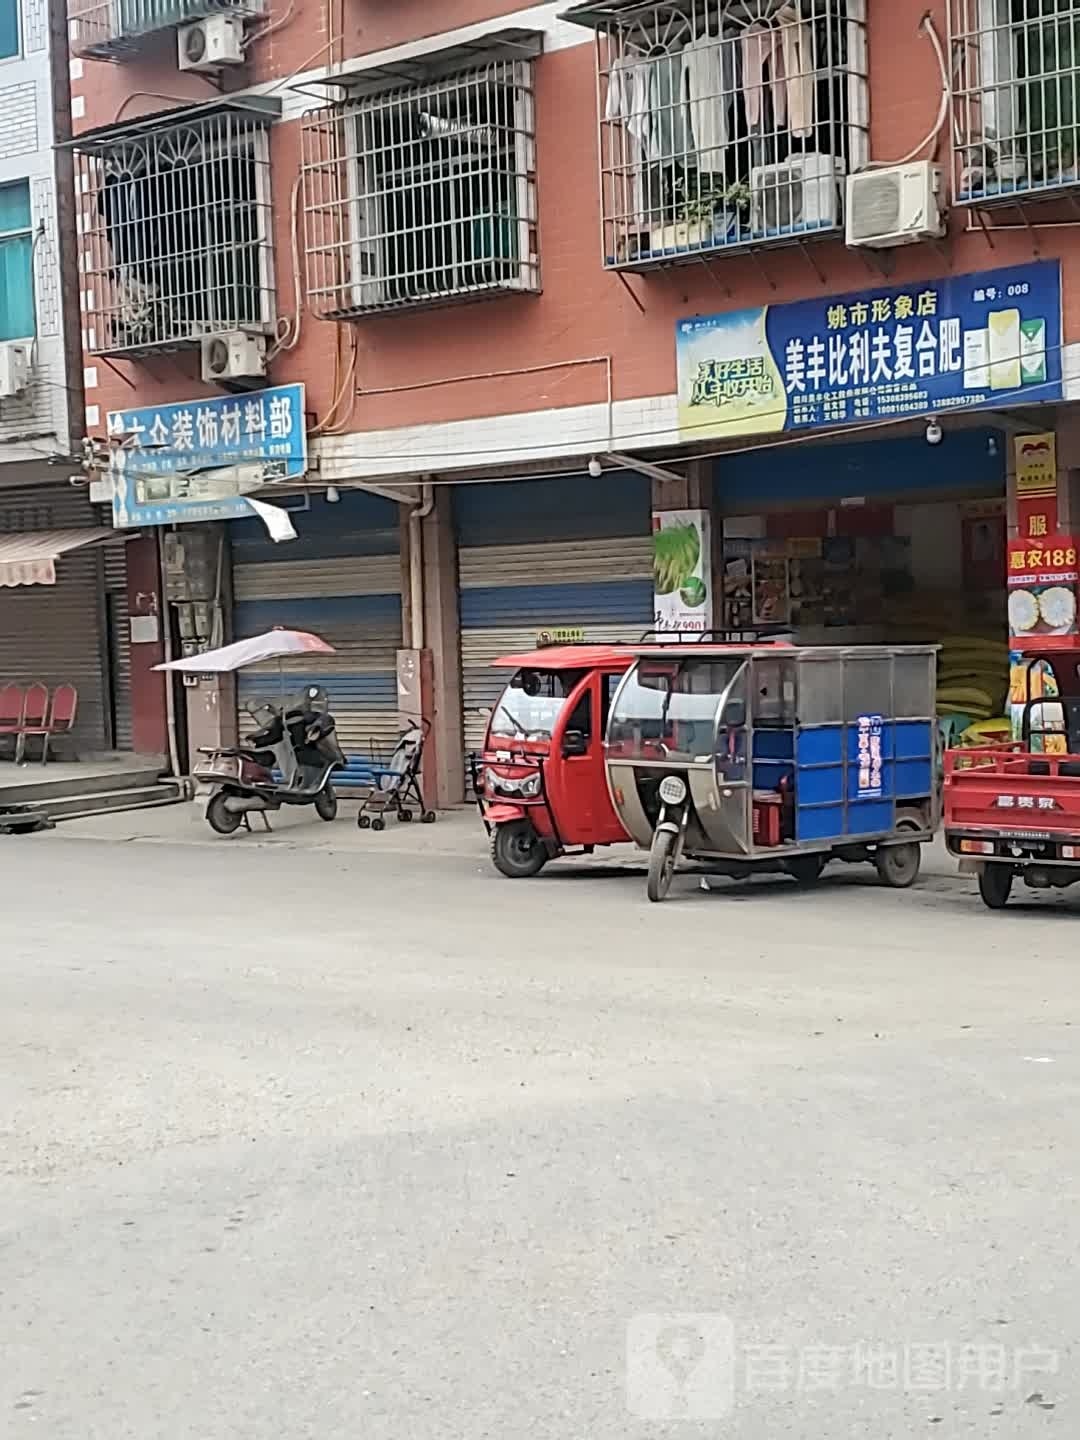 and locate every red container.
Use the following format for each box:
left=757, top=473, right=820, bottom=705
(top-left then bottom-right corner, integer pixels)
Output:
left=753, top=793, right=782, bottom=847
